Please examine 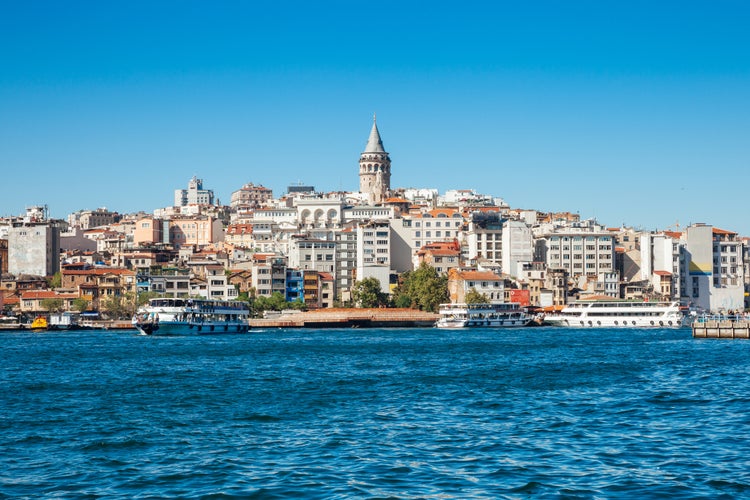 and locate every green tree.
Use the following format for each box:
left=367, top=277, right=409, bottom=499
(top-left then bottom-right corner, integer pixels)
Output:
left=137, top=291, right=163, bottom=307
left=48, top=272, right=62, bottom=289
left=72, top=297, right=91, bottom=312
left=100, top=293, right=136, bottom=319
left=351, top=277, right=389, bottom=308
left=249, top=291, right=307, bottom=317
left=40, top=298, right=64, bottom=313
left=464, top=288, right=489, bottom=304
left=392, top=263, right=448, bottom=313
